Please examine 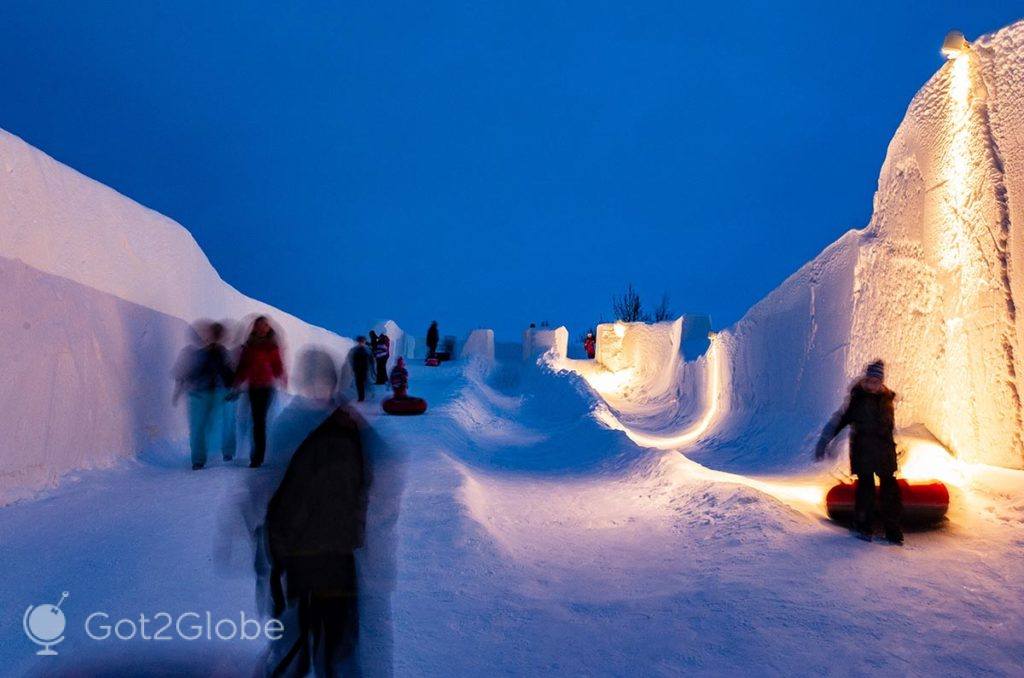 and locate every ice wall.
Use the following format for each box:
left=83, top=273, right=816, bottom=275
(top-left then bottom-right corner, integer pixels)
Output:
left=0, top=129, right=353, bottom=502
left=716, top=20, right=1024, bottom=469
left=462, top=329, right=496, bottom=365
